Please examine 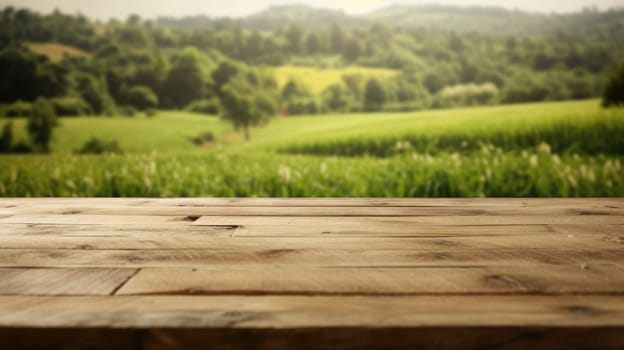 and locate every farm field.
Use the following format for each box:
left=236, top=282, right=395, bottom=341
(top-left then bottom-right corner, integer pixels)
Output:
left=27, top=42, right=92, bottom=61
left=1, top=99, right=623, bottom=197
left=272, top=65, right=398, bottom=95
